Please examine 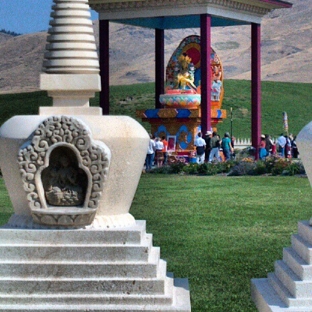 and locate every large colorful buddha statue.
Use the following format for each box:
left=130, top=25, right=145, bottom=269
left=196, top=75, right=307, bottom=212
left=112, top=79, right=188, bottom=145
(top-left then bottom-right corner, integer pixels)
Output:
left=137, top=35, right=226, bottom=159
left=161, top=35, right=224, bottom=109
